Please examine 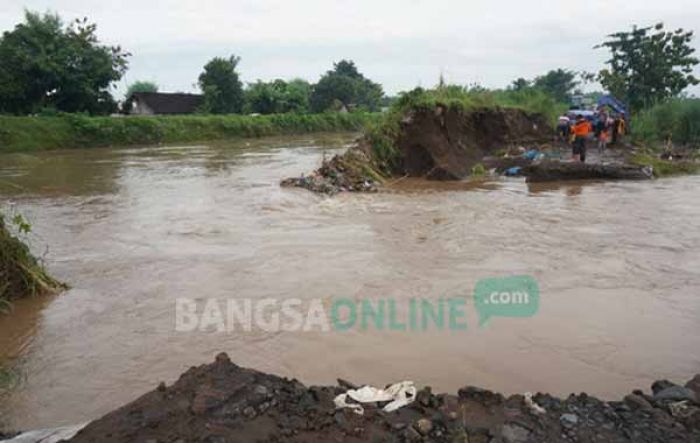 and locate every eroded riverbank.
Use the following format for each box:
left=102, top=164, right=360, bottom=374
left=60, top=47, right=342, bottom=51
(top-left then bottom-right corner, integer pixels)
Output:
left=1, top=134, right=700, bottom=432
